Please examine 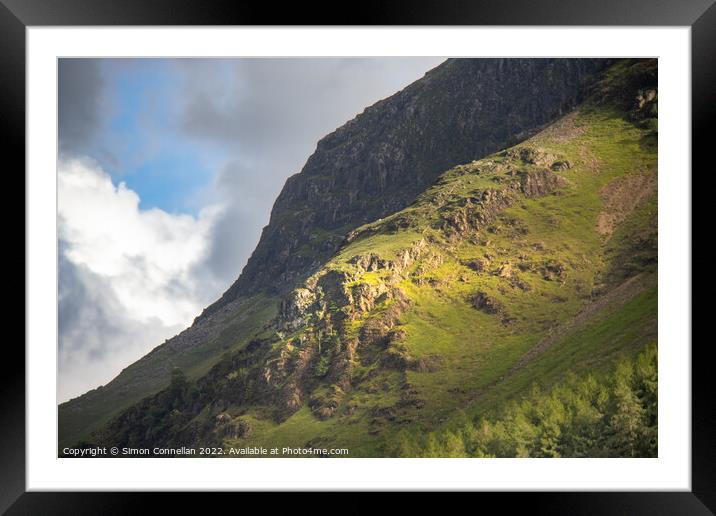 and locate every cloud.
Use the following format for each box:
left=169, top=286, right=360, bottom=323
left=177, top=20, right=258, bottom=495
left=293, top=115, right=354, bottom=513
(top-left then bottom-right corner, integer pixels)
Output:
left=192, top=159, right=277, bottom=282
left=179, top=58, right=444, bottom=153
left=58, top=251, right=183, bottom=402
left=58, top=59, right=106, bottom=156
left=57, top=158, right=222, bottom=402
left=174, top=58, right=446, bottom=285
left=57, top=58, right=446, bottom=401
